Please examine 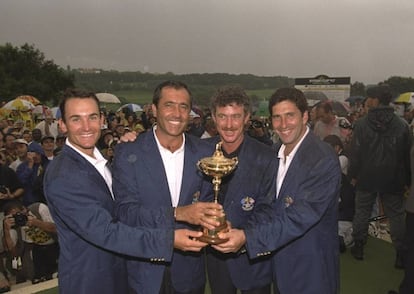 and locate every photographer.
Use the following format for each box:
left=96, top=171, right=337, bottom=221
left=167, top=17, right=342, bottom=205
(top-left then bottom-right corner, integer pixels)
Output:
left=247, top=118, right=273, bottom=146
left=0, top=159, right=24, bottom=209
left=2, top=200, right=58, bottom=284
